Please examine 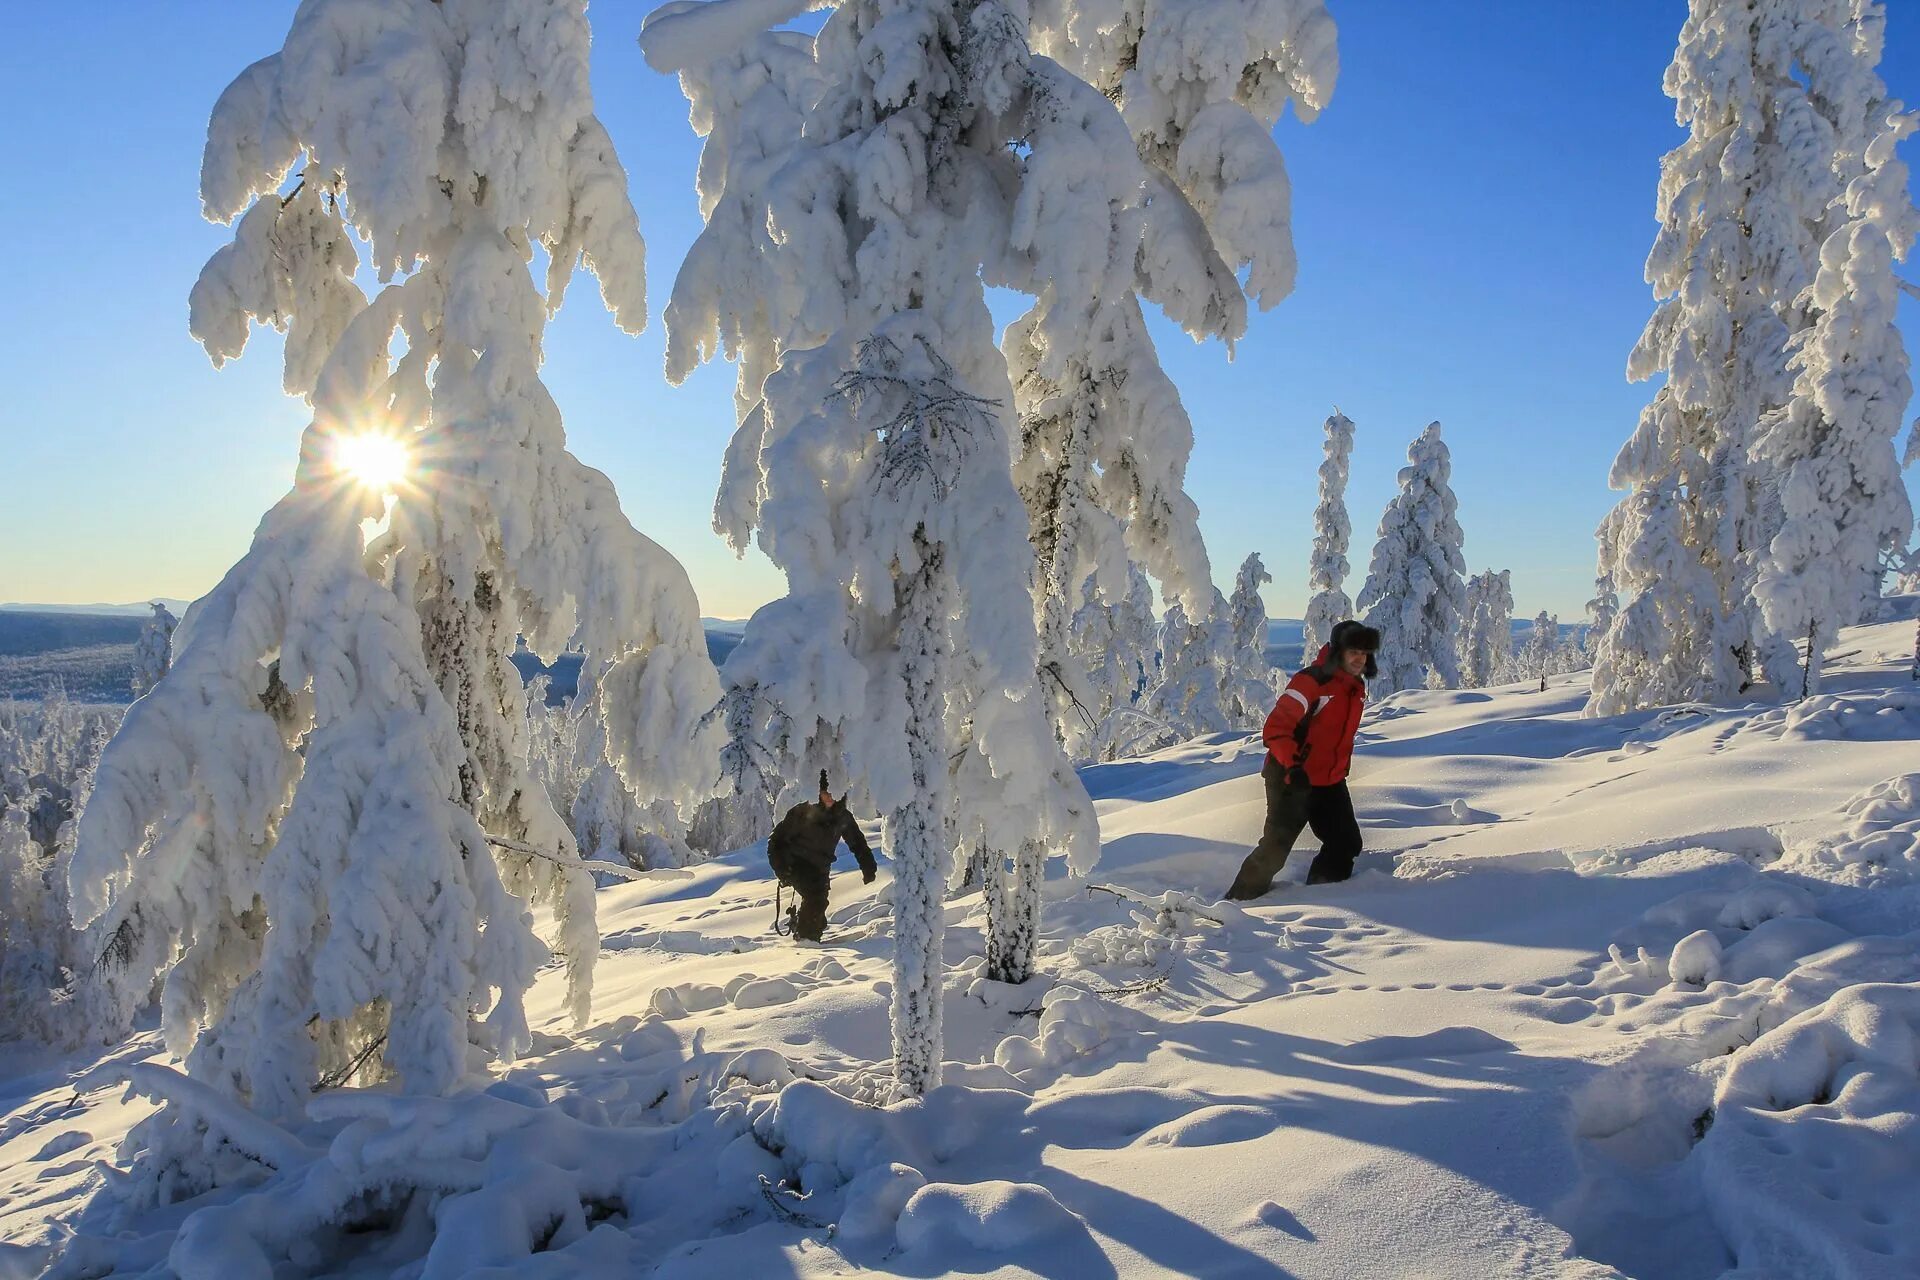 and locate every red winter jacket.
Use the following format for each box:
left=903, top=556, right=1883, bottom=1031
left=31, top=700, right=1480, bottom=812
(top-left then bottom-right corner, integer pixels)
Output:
left=1262, top=645, right=1367, bottom=786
